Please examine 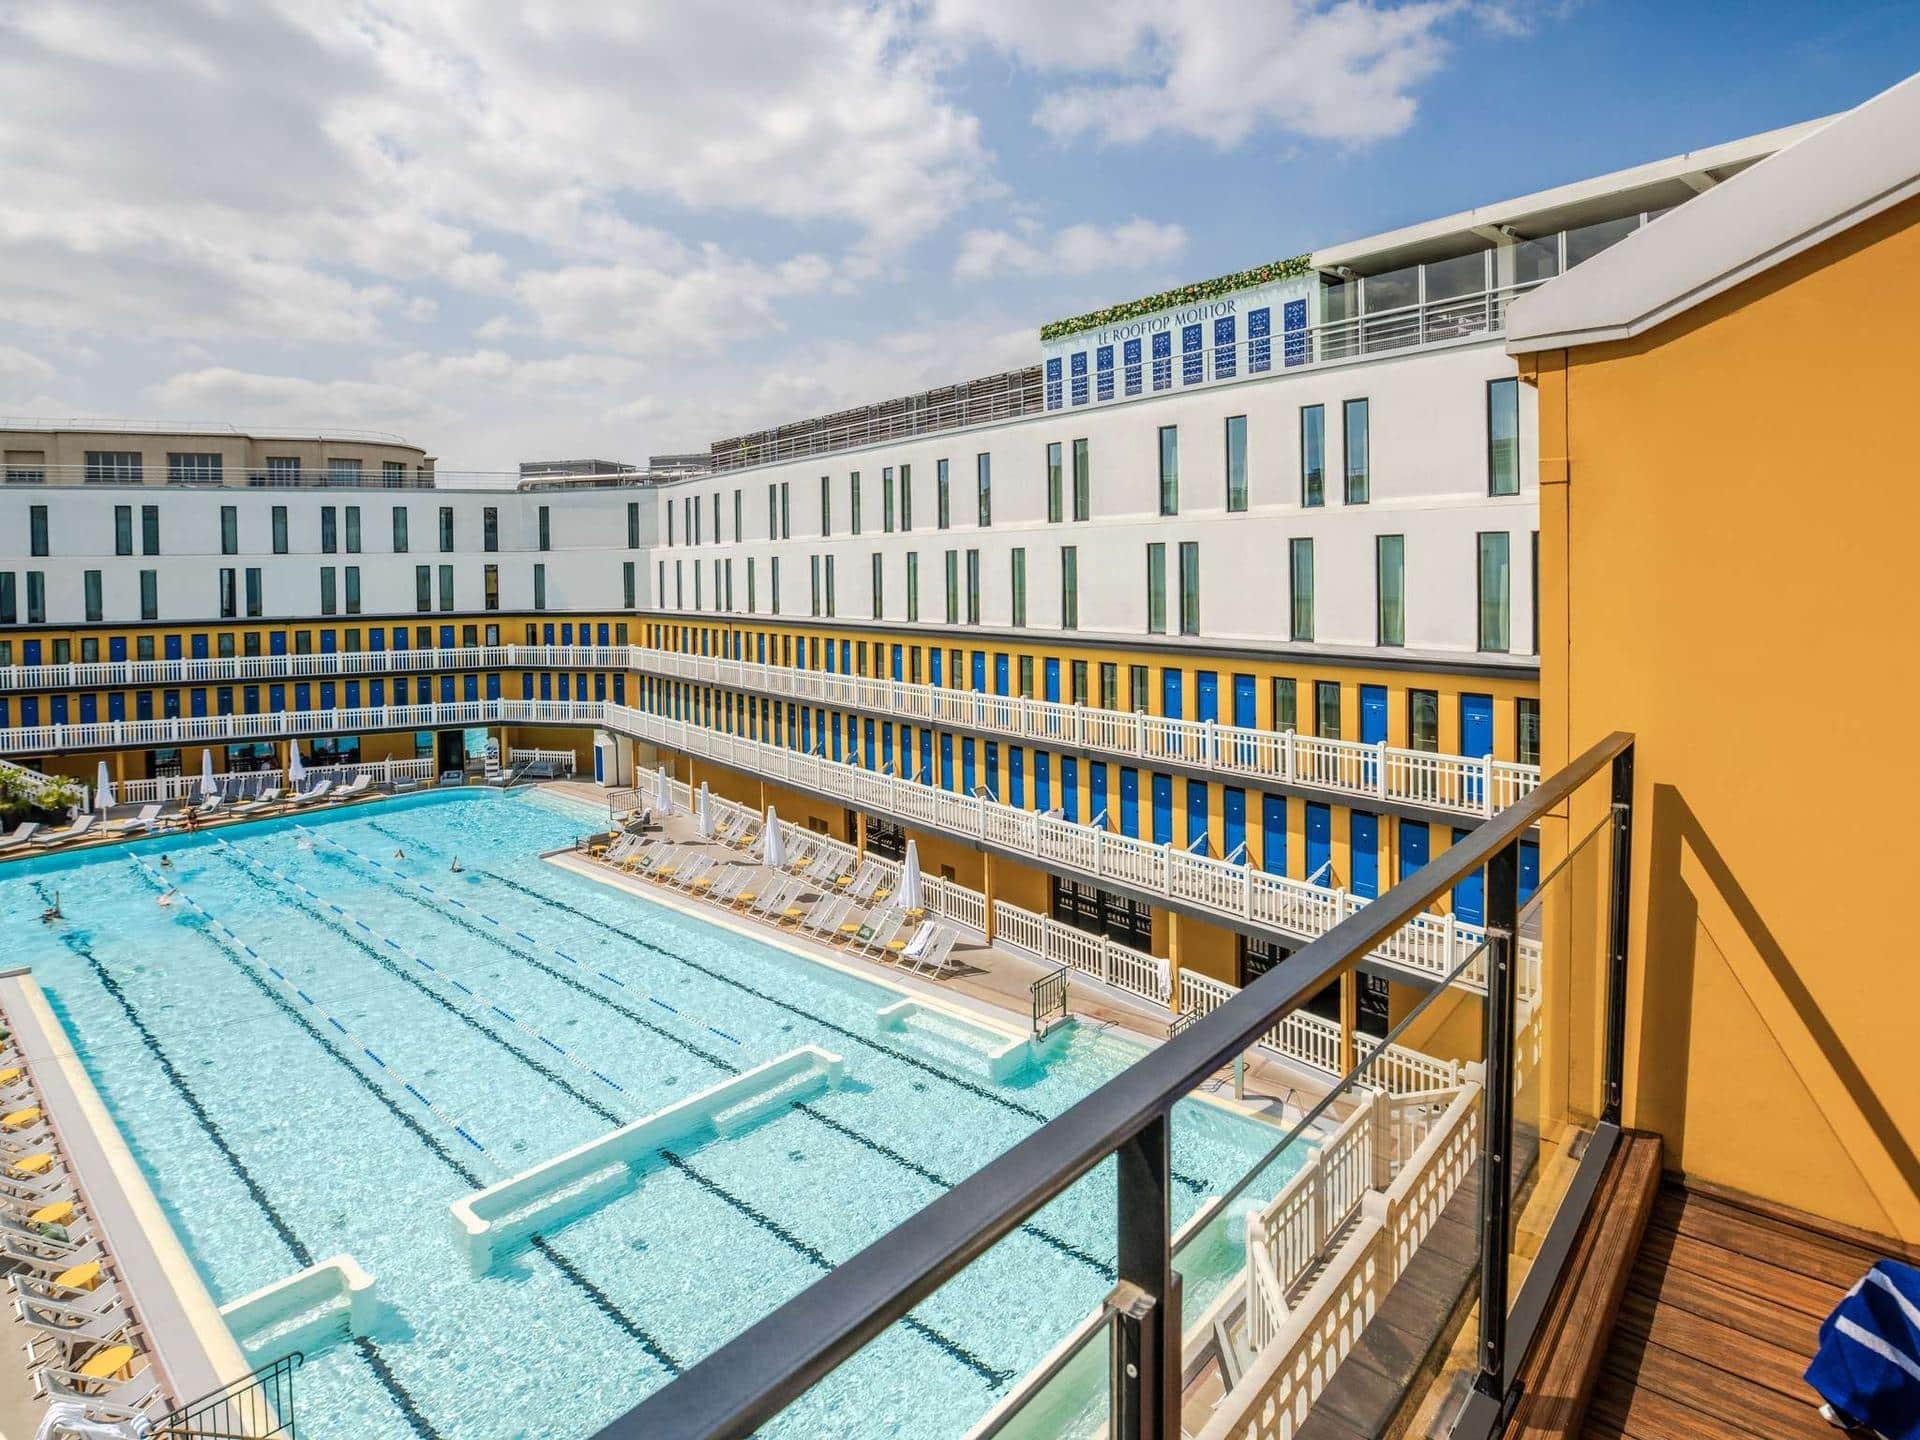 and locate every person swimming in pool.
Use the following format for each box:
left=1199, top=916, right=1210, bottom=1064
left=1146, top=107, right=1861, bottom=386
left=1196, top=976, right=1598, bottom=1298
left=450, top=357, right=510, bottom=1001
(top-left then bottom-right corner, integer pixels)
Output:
left=449, top=856, right=463, bottom=873
left=39, top=892, right=61, bottom=924
left=158, top=854, right=173, bottom=870
left=393, top=848, right=406, bottom=861
left=157, top=889, right=177, bottom=907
